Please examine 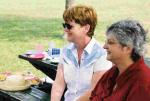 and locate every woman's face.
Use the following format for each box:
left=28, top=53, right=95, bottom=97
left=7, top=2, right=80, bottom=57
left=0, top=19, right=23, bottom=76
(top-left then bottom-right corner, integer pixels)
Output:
left=103, top=34, right=130, bottom=62
left=63, top=20, right=88, bottom=43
